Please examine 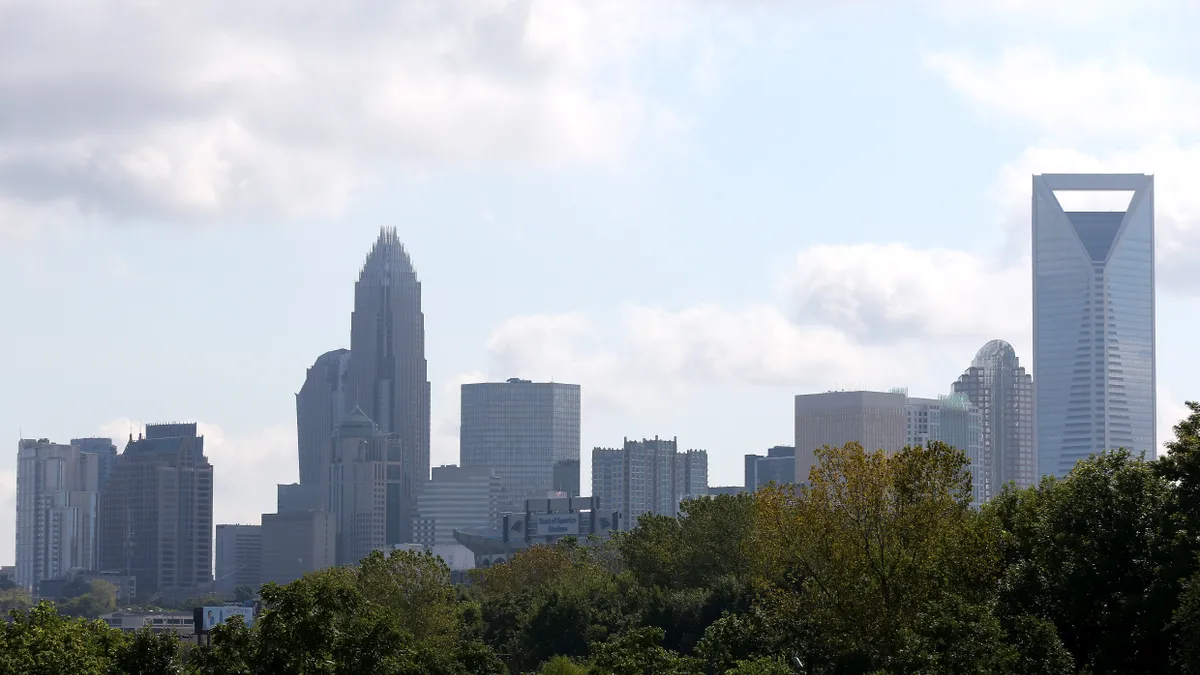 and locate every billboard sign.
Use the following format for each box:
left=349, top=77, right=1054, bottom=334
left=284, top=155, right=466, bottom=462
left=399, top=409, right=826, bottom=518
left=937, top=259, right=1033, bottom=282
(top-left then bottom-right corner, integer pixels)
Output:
left=536, top=513, right=579, bottom=536
left=195, top=606, right=255, bottom=632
